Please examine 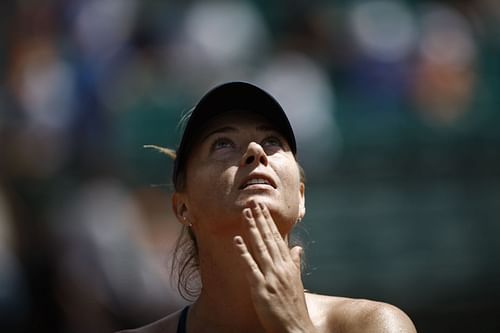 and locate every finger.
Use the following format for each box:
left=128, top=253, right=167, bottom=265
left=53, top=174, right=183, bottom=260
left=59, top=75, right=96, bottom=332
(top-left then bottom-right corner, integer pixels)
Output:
left=290, top=246, right=303, bottom=270
left=233, top=236, right=264, bottom=286
left=251, top=201, right=282, bottom=262
left=242, top=207, right=274, bottom=272
left=258, top=202, right=290, bottom=259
